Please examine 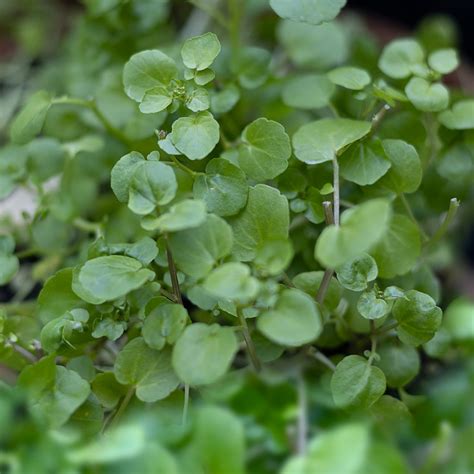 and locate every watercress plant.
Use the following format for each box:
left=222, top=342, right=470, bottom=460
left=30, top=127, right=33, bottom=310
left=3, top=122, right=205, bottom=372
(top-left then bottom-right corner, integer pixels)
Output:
left=1, top=1, right=473, bottom=473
